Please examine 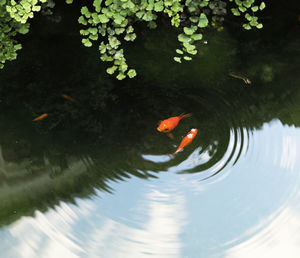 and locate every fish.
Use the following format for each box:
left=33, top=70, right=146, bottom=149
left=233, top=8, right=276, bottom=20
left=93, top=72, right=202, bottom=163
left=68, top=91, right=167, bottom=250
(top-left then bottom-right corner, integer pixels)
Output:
left=157, top=113, right=192, bottom=133
left=228, top=72, right=251, bottom=85
left=32, top=113, right=48, bottom=121
left=62, top=94, right=77, bottom=103
left=173, top=128, right=198, bottom=154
